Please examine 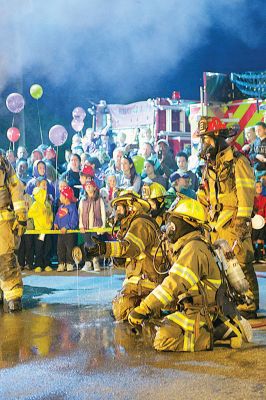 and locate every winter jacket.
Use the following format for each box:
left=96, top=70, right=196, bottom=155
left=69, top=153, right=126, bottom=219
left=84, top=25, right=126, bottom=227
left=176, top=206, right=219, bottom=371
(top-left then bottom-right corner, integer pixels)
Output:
left=28, top=187, right=53, bottom=230
left=26, top=160, right=55, bottom=198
